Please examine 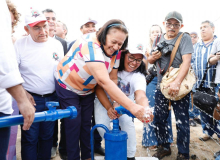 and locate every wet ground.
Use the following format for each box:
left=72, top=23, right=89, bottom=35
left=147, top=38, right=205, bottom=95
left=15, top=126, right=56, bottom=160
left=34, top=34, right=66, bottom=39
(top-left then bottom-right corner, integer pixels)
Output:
left=16, top=110, right=219, bottom=160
